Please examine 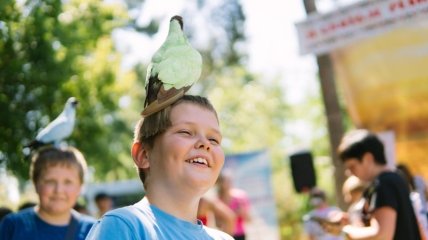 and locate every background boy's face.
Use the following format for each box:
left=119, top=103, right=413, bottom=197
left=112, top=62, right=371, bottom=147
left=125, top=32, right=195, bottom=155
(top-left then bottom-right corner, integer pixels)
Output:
left=36, top=164, right=82, bottom=215
left=96, top=198, right=113, bottom=212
